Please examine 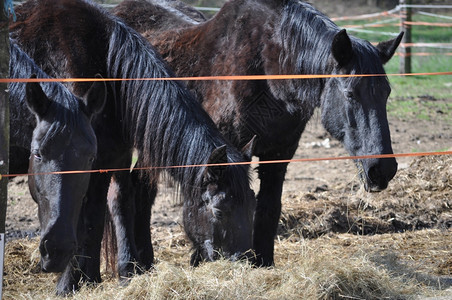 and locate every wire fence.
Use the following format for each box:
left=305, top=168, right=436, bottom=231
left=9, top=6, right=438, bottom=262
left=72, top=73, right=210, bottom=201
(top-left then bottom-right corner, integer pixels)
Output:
left=1, top=151, right=451, bottom=180
left=2, top=1, right=452, bottom=179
